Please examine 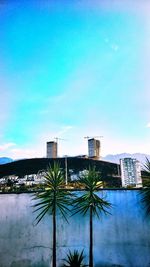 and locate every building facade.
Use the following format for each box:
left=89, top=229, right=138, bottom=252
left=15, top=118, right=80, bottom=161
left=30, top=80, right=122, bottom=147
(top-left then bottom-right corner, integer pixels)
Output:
left=46, top=141, right=57, bottom=158
left=120, top=158, right=142, bottom=187
left=88, top=138, right=100, bottom=160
